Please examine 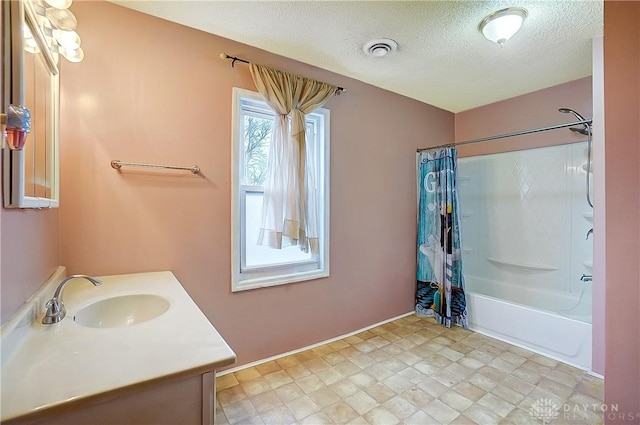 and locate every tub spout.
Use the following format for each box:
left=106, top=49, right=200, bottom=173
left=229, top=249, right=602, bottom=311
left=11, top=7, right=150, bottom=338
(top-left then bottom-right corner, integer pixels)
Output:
left=580, top=274, right=592, bottom=282
left=586, top=228, right=593, bottom=240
